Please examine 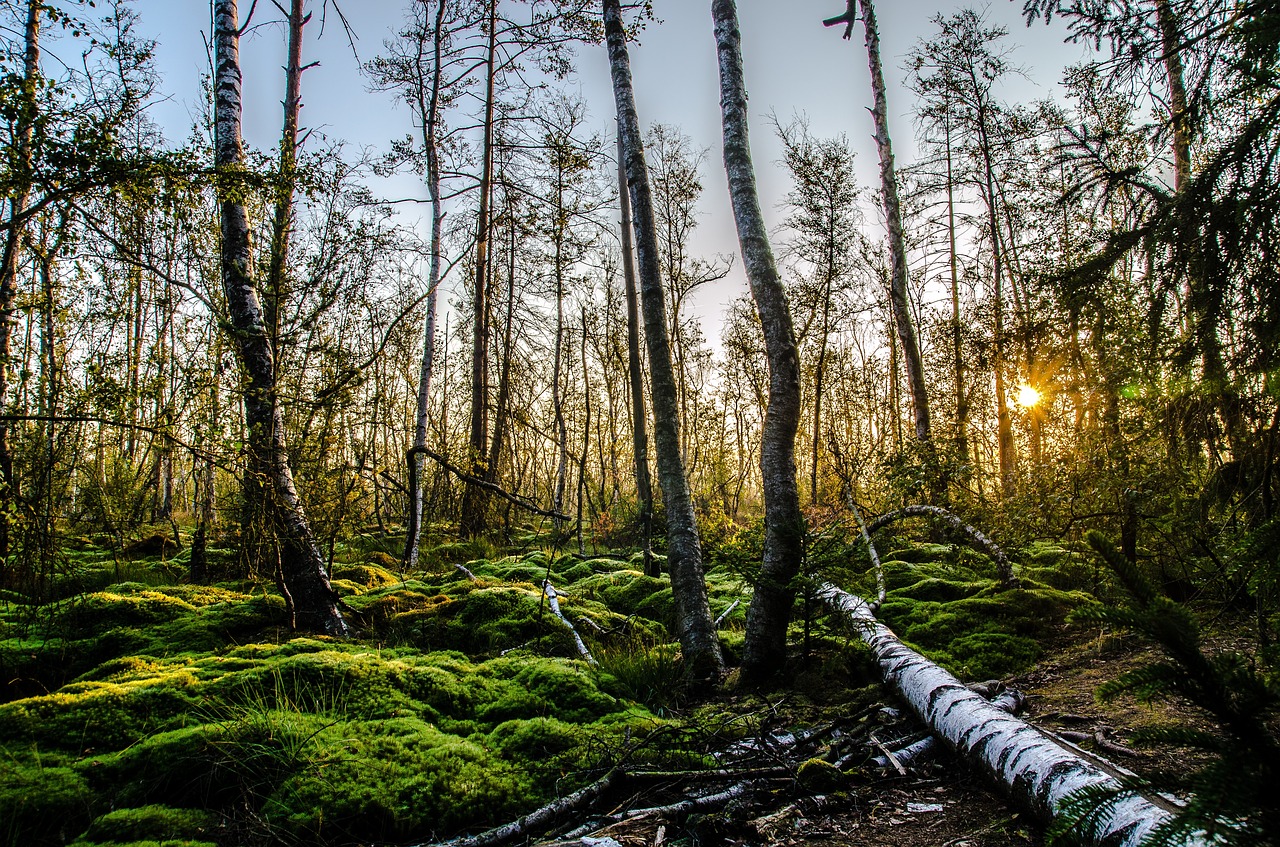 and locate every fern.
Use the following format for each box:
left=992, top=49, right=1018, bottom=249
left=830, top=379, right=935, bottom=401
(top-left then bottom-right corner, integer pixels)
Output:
left=1050, top=532, right=1280, bottom=846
